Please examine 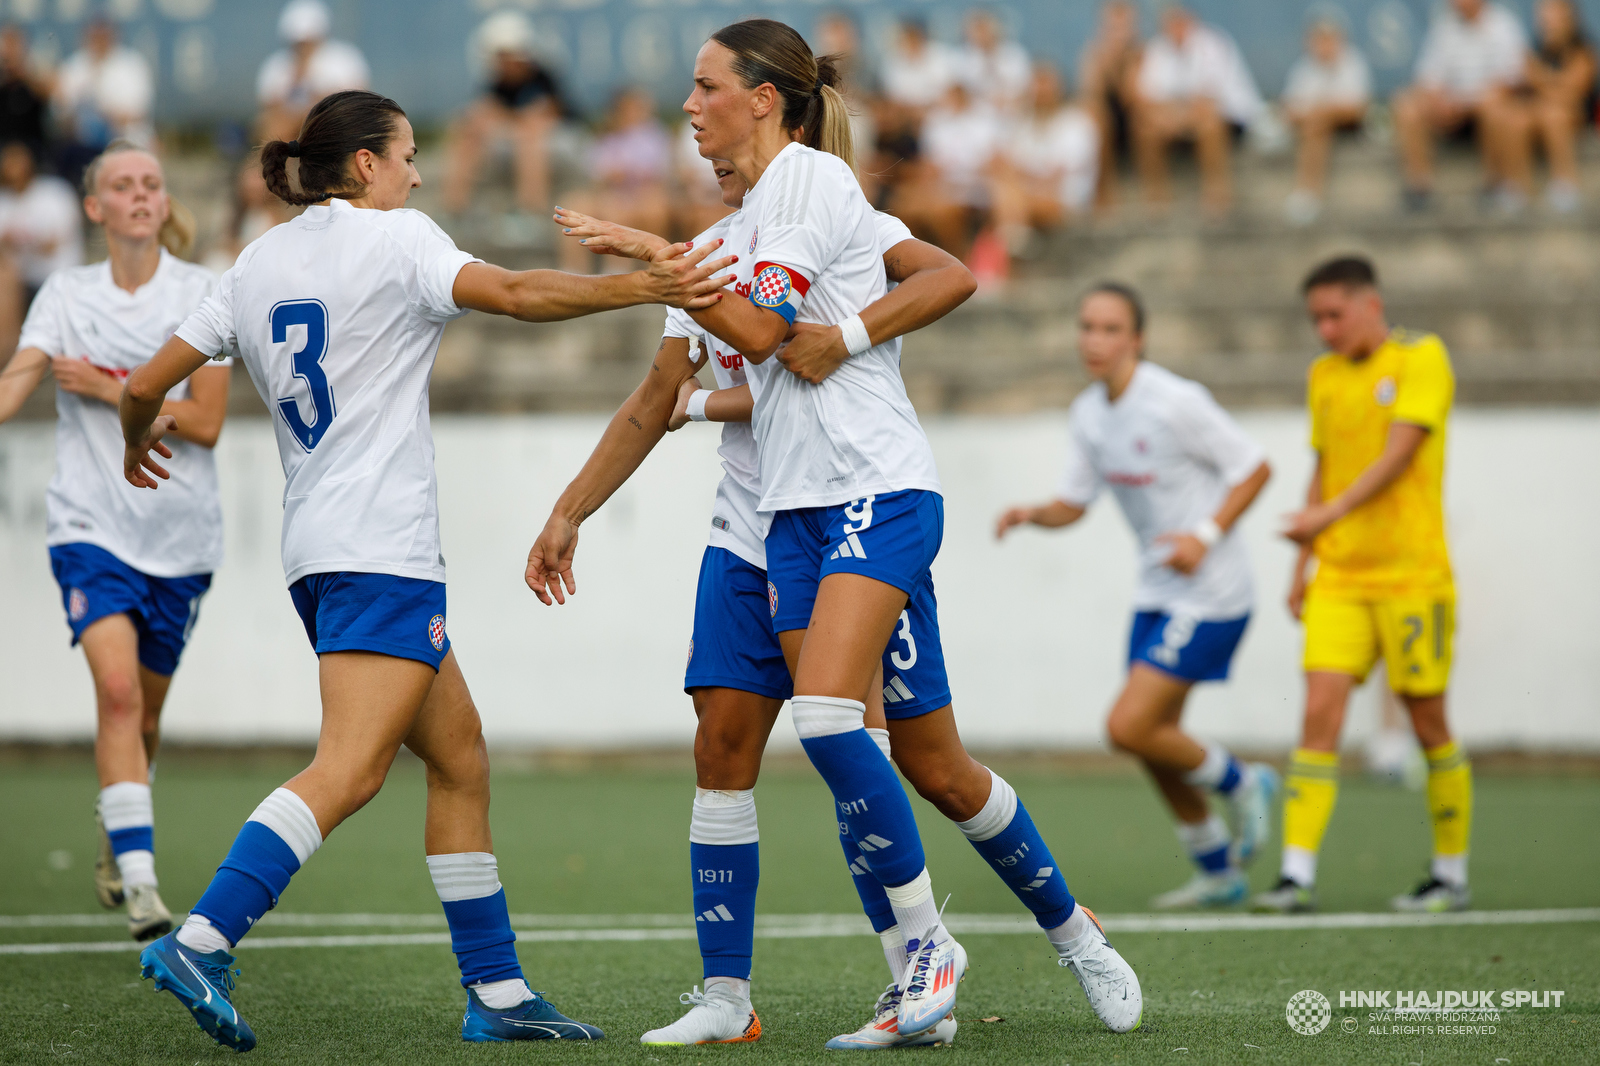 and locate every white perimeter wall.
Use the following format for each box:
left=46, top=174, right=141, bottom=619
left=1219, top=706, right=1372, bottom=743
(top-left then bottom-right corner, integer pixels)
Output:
left=2, top=409, right=1596, bottom=752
